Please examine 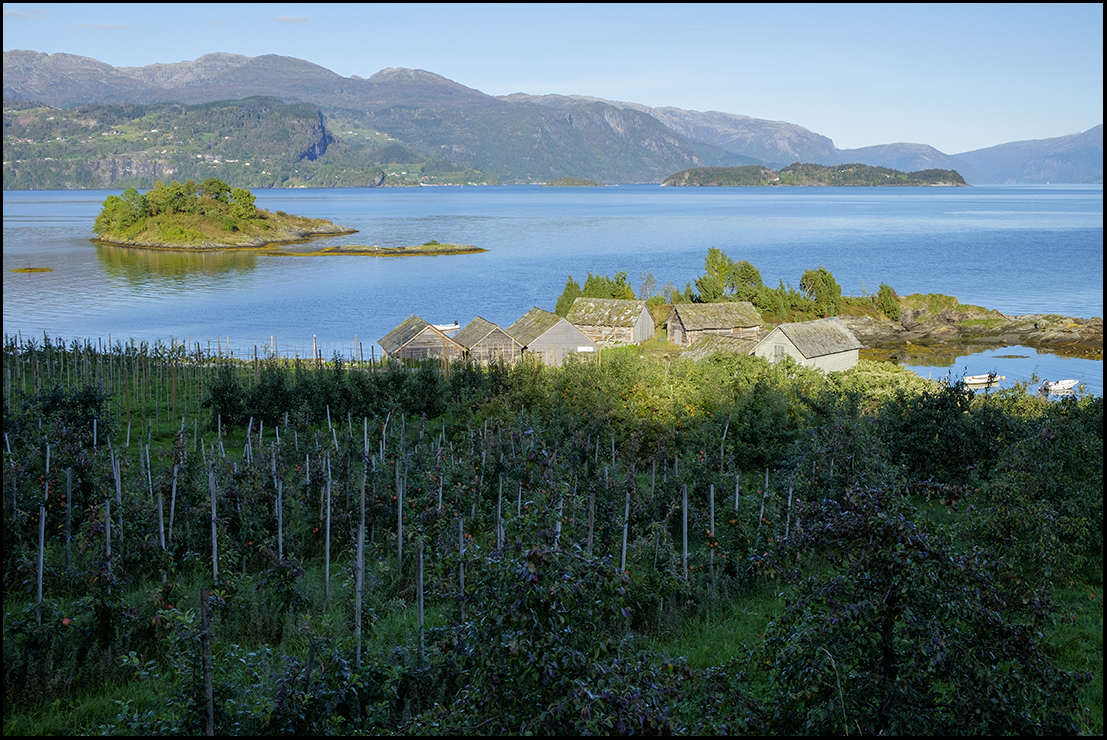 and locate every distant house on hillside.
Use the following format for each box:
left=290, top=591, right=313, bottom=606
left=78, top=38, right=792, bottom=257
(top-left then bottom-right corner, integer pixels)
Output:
left=454, top=316, right=522, bottom=364
left=566, top=297, right=654, bottom=347
left=379, top=315, right=466, bottom=362
left=752, top=317, right=862, bottom=372
left=666, top=302, right=762, bottom=348
left=506, top=307, right=598, bottom=367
